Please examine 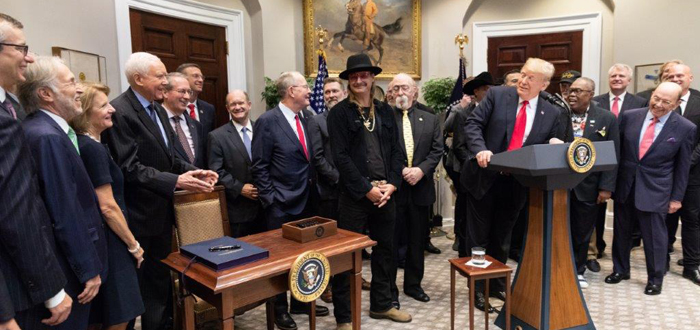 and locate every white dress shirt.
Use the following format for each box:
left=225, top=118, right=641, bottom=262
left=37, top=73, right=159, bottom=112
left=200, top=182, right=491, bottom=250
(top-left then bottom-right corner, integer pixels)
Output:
left=517, top=95, right=539, bottom=143
left=164, top=107, right=196, bottom=157
left=610, top=91, right=627, bottom=106
left=278, top=102, right=307, bottom=140
left=680, top=91, right=690, bottom=115
left=187, top=101, right=201, bottom=121
left=639, top=110, right=672, bottom=146
left=232, top=120, right=253, bottom=141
